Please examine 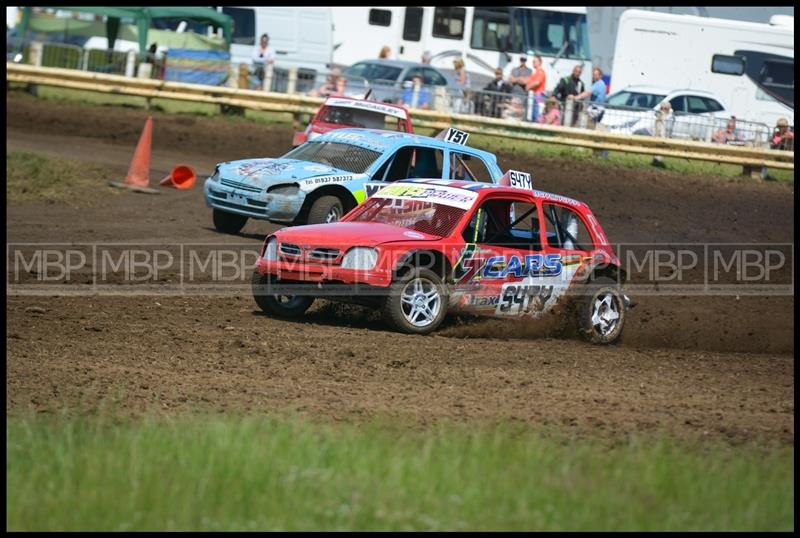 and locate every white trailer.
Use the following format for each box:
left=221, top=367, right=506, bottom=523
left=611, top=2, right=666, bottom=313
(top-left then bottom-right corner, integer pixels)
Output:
left=331, top=6, right=593, bottom=93
left=218, top=7, right=333, bottom=75
left=610, top=9, right=794, bottom=127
